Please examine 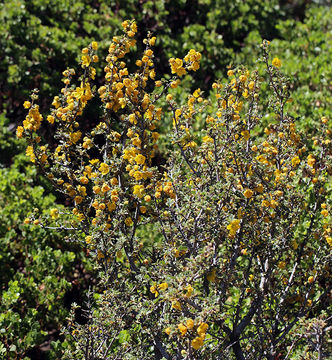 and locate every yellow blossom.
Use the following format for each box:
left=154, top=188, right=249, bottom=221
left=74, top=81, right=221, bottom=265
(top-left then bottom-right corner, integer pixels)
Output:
left=272, top=57, right=281, bottom=68
left=150, top=285, right=159, bottom=297
left=134, top=154, right=146, bottom=165
left=26, top=146, right=36, bottom=163
left=185, top=284, right=193, bottom=297
left=321, top=209, right=328, bottom=217
left=169, top=58, right=187, bottom=77
left=158, top=282, right=168, bottom=291
left=227, top=219, right=240, bottom=237
left=186, top=319, right=194, bottom=330
left=171, top=300, right=182, bottom=310
left=101, top=183, right=111, bottom=193
left=307, top=154, right=316, bottom=167
left=197, top=322, right=208, bottom=337
left=178, top=323, right=187, bottom=336
left=50, top=208, right=59, bottom=219
left=125, top=217, right=133, bottom=226
left=16, top=126, right=24, bottom=138
left=47, top=115, right=55, bottom=124
left=133, top=184, right=145, bottom=198
left=99, top=162, right=110, bottom=175
left=82, top=55, right=91, bottom=67
left=243, top=189, right=254, bottom=199
left=191, top=336, right=204, bottom=350
left=291, top=156, right=300, bottom=167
